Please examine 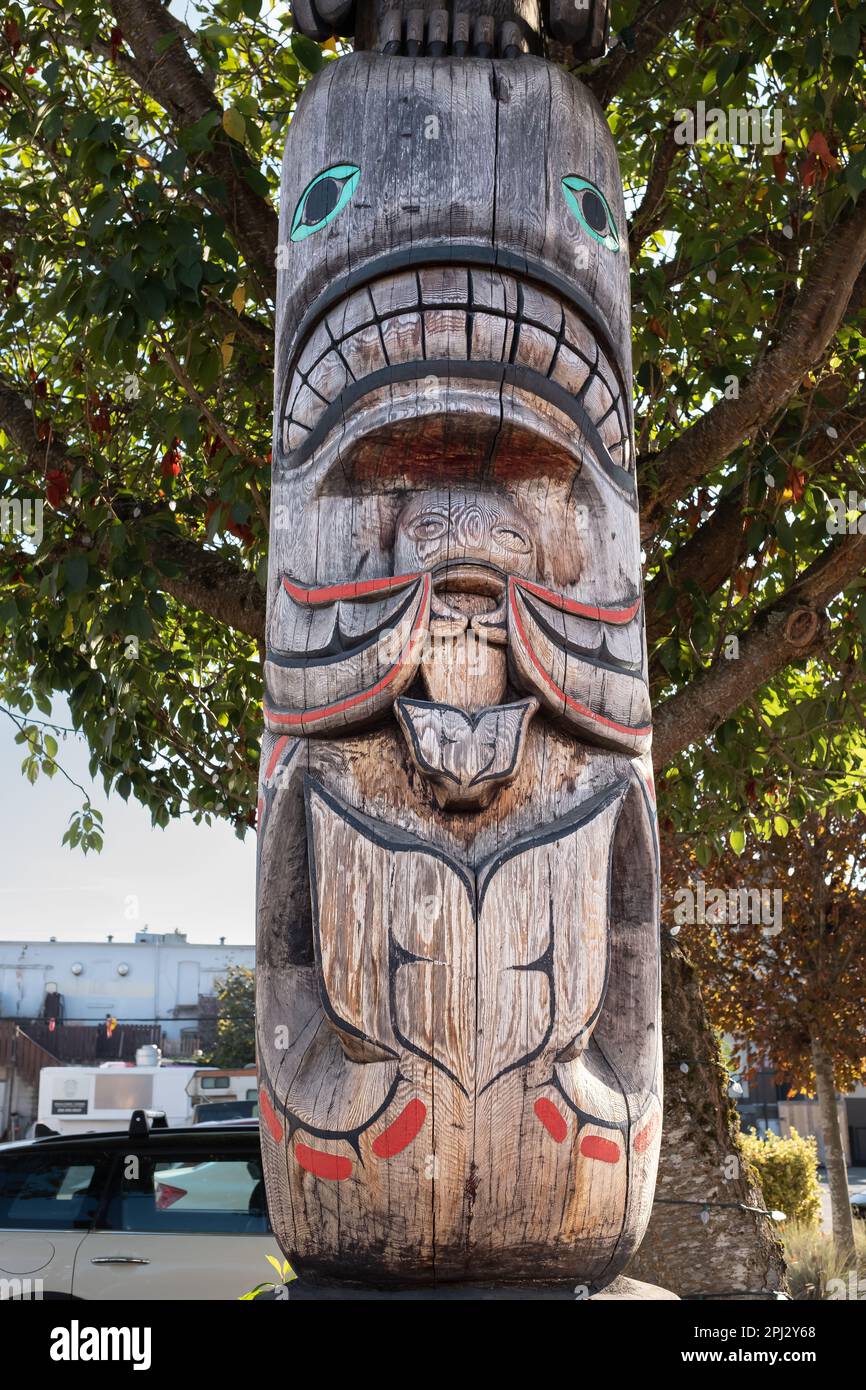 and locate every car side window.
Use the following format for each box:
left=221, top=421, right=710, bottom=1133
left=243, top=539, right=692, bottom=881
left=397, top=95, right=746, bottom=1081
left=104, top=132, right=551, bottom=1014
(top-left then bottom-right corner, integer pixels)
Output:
left=0, top=1152, right=105, bottom=1230
left=112, top=1151, right=270, bottom=1235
